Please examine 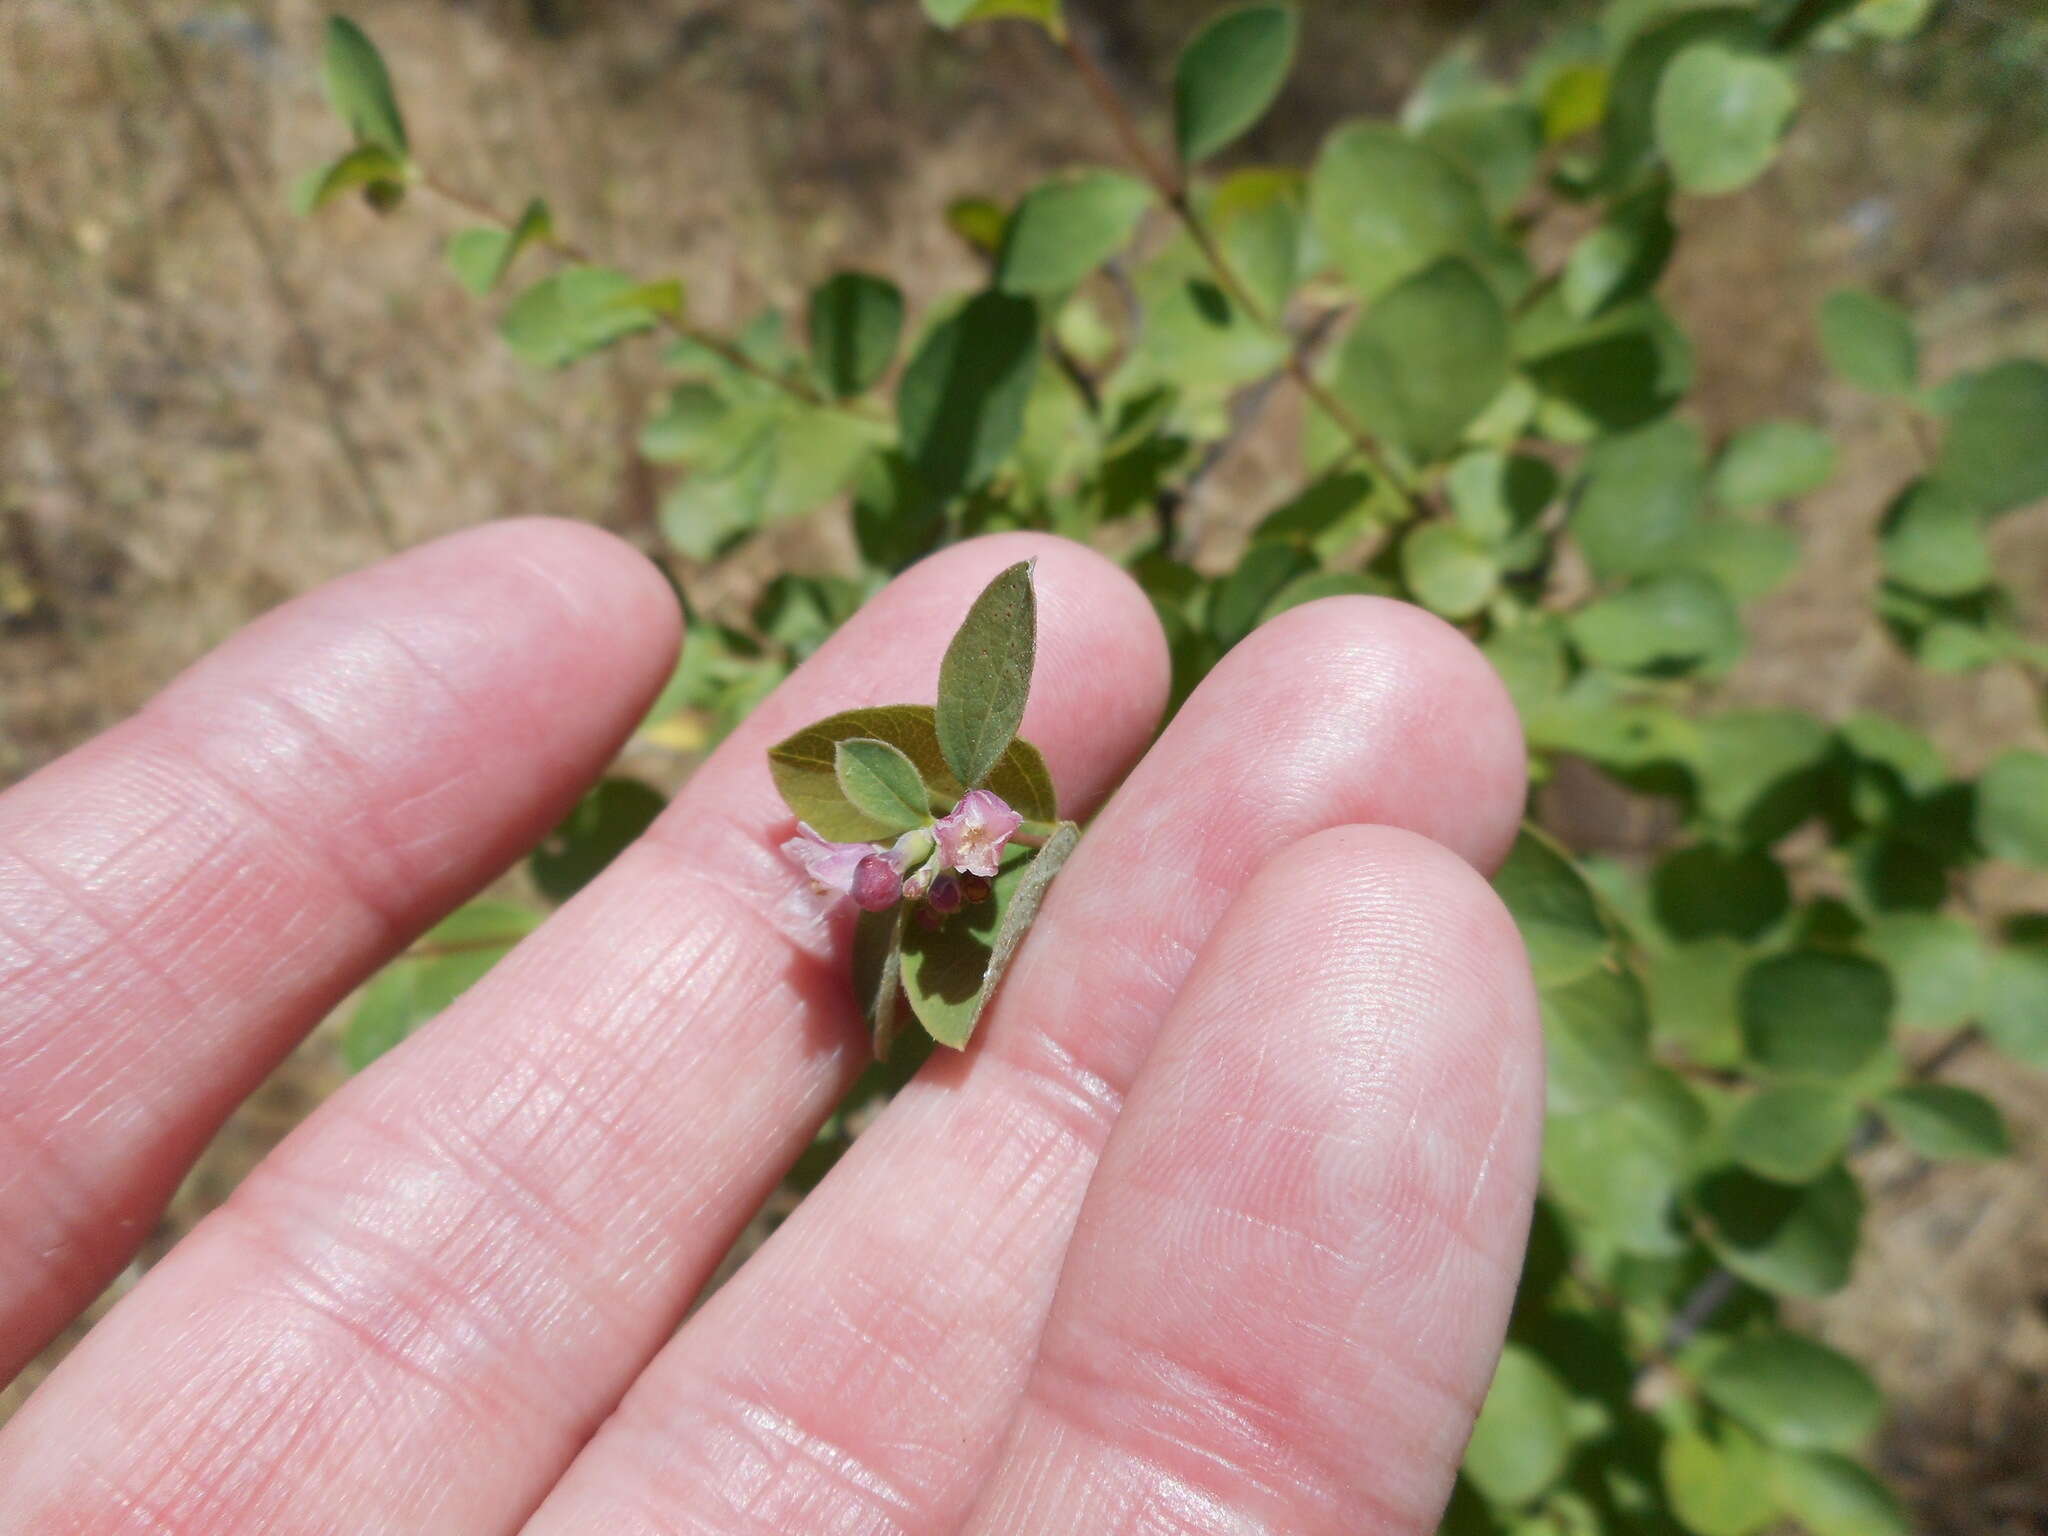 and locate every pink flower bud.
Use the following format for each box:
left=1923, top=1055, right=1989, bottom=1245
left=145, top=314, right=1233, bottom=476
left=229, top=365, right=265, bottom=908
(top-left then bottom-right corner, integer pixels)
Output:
left=927, top=872, right=964, bottom=915
left=781, top=823, right=875, bottom=897
left=850, top=854, right=903, bottom=912
left=959, top=872, right=993, bottom=905
left=934, top=789, right=1024, bottom=879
